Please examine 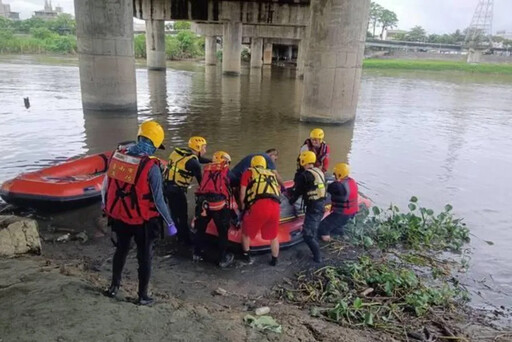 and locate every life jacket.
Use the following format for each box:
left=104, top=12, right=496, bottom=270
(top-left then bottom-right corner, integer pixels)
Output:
left=330, top=177, right=359, bottom=215
left=244, top=167, right=281, bottom=208
left=166, top=147, right=198, bottom=188
left=104, top=149, right=160, bottom=225
left=195, top=162, right=231, bottom=200
left=302, top=138, right=329, bottom=169
left=305, top=167, right=327, bottom=201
